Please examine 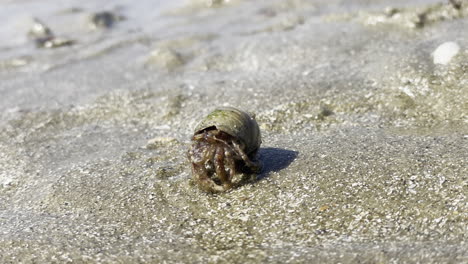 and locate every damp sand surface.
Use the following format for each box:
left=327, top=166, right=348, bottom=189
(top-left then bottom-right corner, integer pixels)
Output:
left=0, top=0, right=467, bottom=263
